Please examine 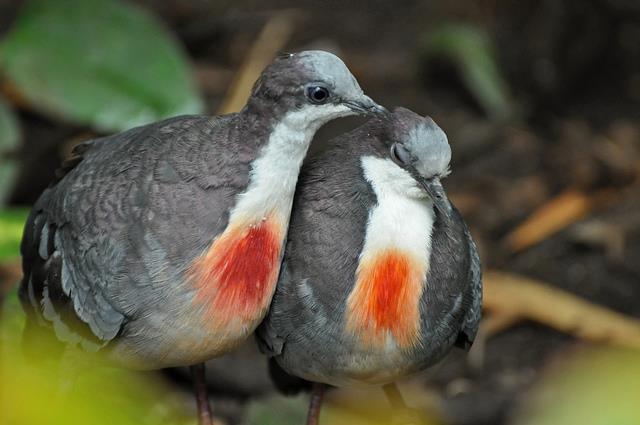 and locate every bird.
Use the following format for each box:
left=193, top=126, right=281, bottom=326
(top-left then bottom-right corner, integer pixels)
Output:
left=18, top=50, right=385, bottom=425
left=257, top=107, right=482, bottom=425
